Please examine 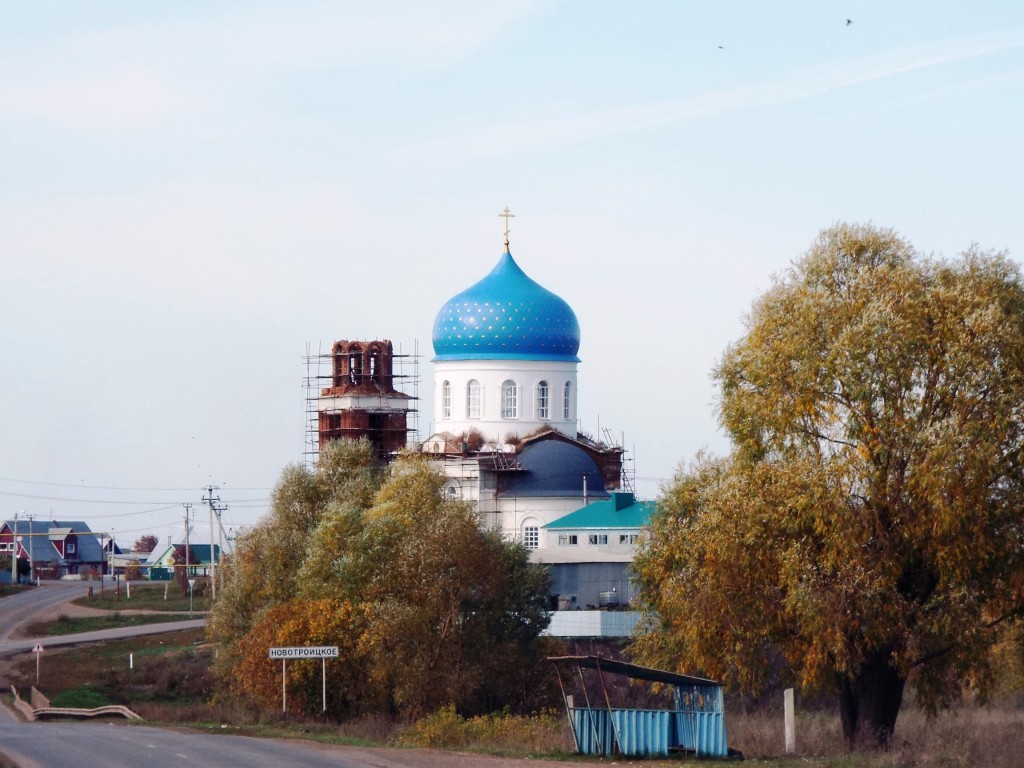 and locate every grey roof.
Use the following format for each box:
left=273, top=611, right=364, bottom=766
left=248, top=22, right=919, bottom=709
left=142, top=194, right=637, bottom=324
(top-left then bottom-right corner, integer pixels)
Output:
left=2, top=519, right=105, bottom=563
left=501, top=441, right=610, bottom=499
